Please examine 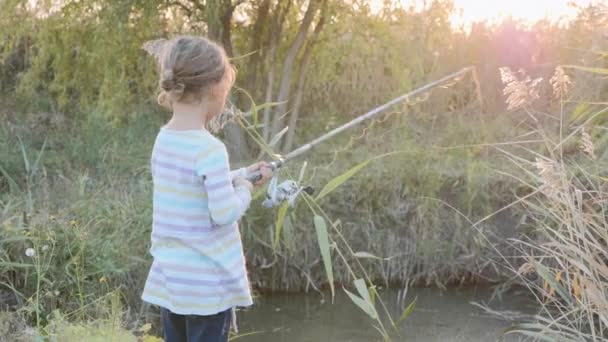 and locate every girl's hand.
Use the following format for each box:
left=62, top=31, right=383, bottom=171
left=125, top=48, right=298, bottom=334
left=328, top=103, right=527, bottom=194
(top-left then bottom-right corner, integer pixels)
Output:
left=234, top=177, right=254, bottom=192
left=246, top=161, right=274, bottom=187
